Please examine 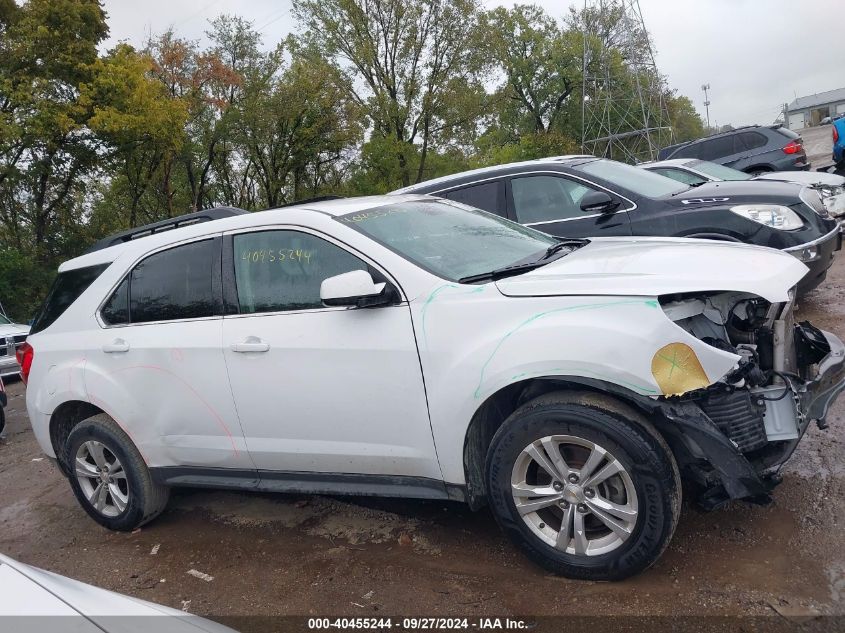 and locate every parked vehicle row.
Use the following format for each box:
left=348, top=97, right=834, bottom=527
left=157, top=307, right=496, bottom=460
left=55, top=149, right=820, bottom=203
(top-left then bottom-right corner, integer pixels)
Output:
left=21, top=191, right=845, bottom=581
left=641, top=158, right=845, bottom=218
left=657, top=124, right=809, bottom=174
left=396, top=156, right=842, bottom=294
